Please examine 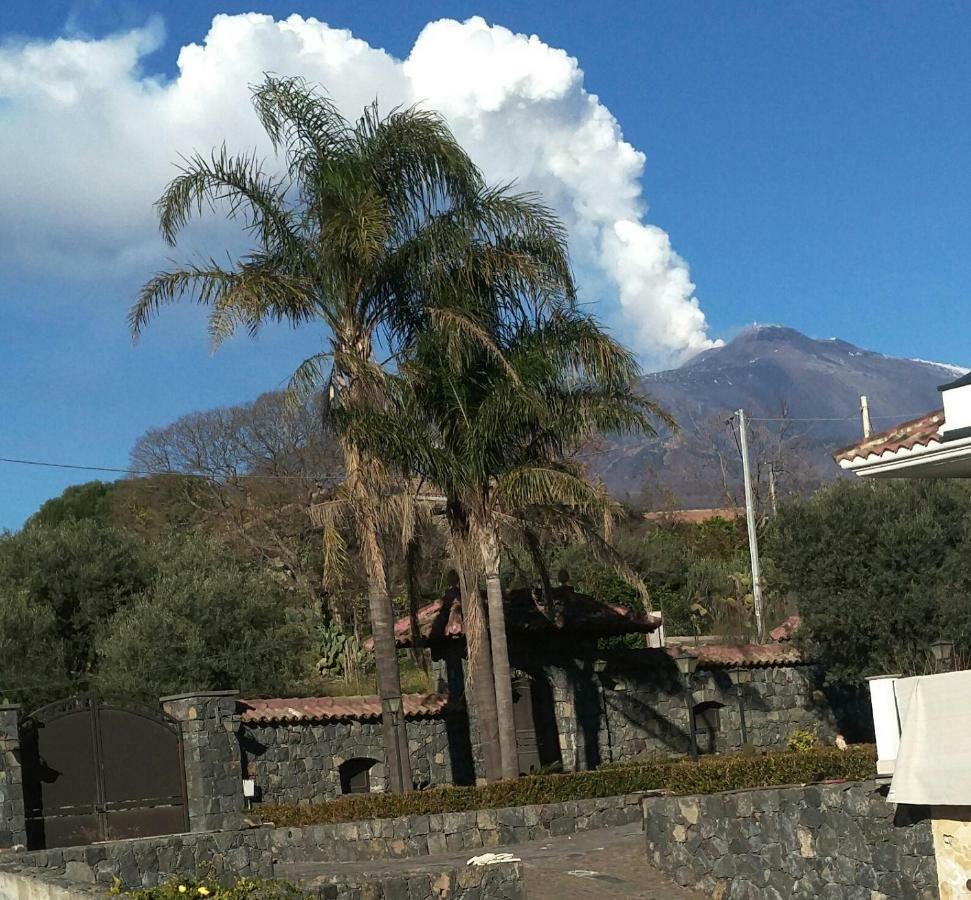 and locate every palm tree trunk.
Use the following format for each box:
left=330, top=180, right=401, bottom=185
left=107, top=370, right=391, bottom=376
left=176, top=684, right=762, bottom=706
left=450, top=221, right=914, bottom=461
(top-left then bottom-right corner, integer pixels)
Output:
left=405, top=537, right=428, bottom=672
left=522, top=525, right=554, bottom=618
left=480, top=523, right=520, bottom=780
left=365, top=563, right=413, bottom=793
left=456, top=561, right=503, bottom=783
left=345, top=443, right=412, bottom=793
